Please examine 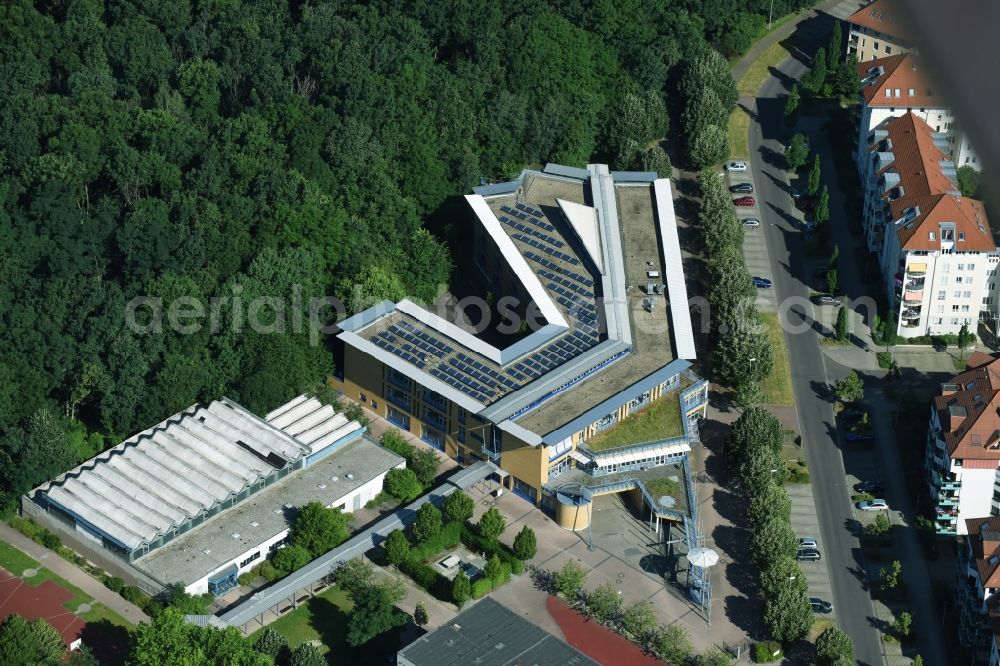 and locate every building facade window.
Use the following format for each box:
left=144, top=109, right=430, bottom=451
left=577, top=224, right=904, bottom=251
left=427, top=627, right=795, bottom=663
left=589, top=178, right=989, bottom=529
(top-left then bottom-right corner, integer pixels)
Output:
left=240, top=551, right=261, bottom=568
